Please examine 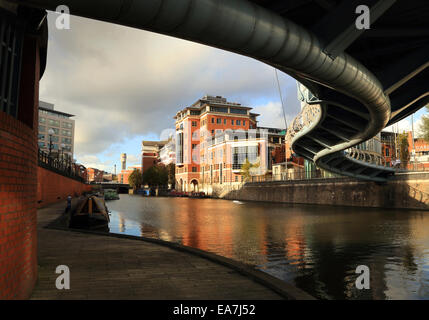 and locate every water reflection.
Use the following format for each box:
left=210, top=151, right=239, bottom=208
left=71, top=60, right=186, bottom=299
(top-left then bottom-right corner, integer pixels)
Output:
left=107, top=195, right=429, bottom=300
